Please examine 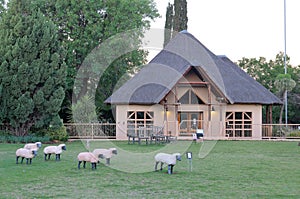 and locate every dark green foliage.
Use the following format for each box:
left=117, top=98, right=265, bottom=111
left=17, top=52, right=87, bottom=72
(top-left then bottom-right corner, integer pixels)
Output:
left=33, top=126, right=68, bottom=142
left=95, top=50, right=147, bottom=122
left=163, top=2, right=174, bottom=47
left=173, top=0, right=188, bottom=32
left=0, top=0, right=67, bottom=135
left=288, top=130, right=300, bottom=137
left=0, top=0, right=5, bottom=17
left=36, top=0, right=159, bottom=123
left=0, top=133, right=50, bottom=143
left=45, top=126, right=68, bottom=142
